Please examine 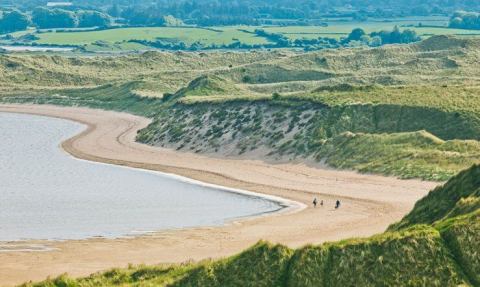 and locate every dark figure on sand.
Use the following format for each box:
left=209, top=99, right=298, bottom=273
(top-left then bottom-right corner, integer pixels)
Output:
left=313, top=198, right=317, bottom=208
left=335, top=200, right=341, bottom=209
